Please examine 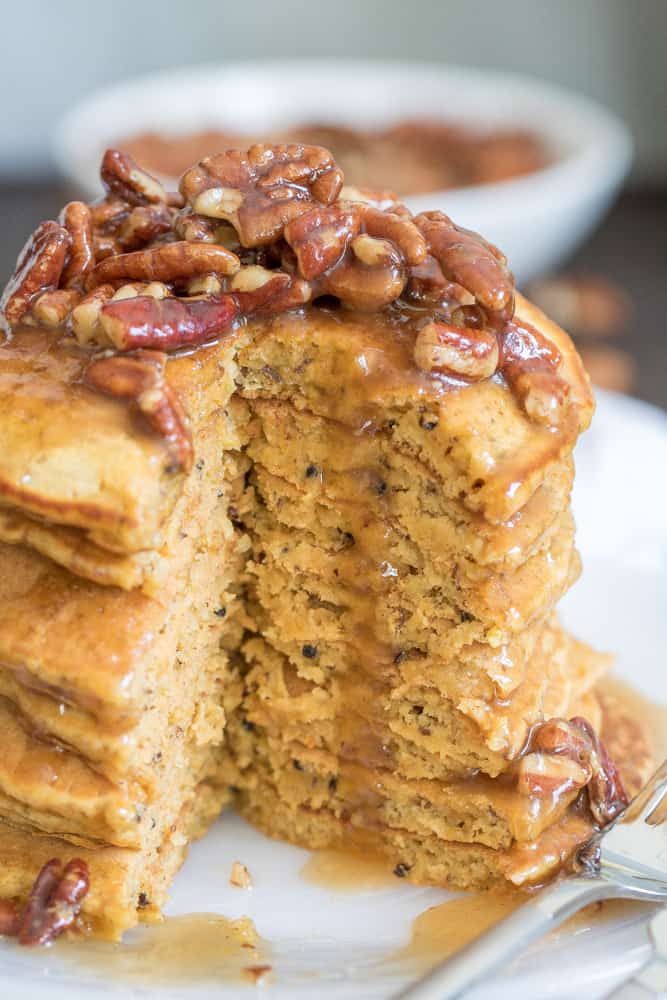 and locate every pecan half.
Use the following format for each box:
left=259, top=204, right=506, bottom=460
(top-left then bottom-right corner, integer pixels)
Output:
left=99, top=293, right=238, bottom=351
left=500, top=320, right=567, bottom=425
left=9, top=858, right=90, bottom=946
left=180, top=143, right=343, bottom=247
left=415, top=211, right=514, bottom=317
left=85, top=350, right=193, bottom=472
left=1, top=221, right=70, bottom=324
left=59, top=202, right=95, bottom=287
left=88, top=241, right=240, bottom=288
left=413, top=320, right=499, bottom=380
left=101, top=148, right=168, bottom=205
